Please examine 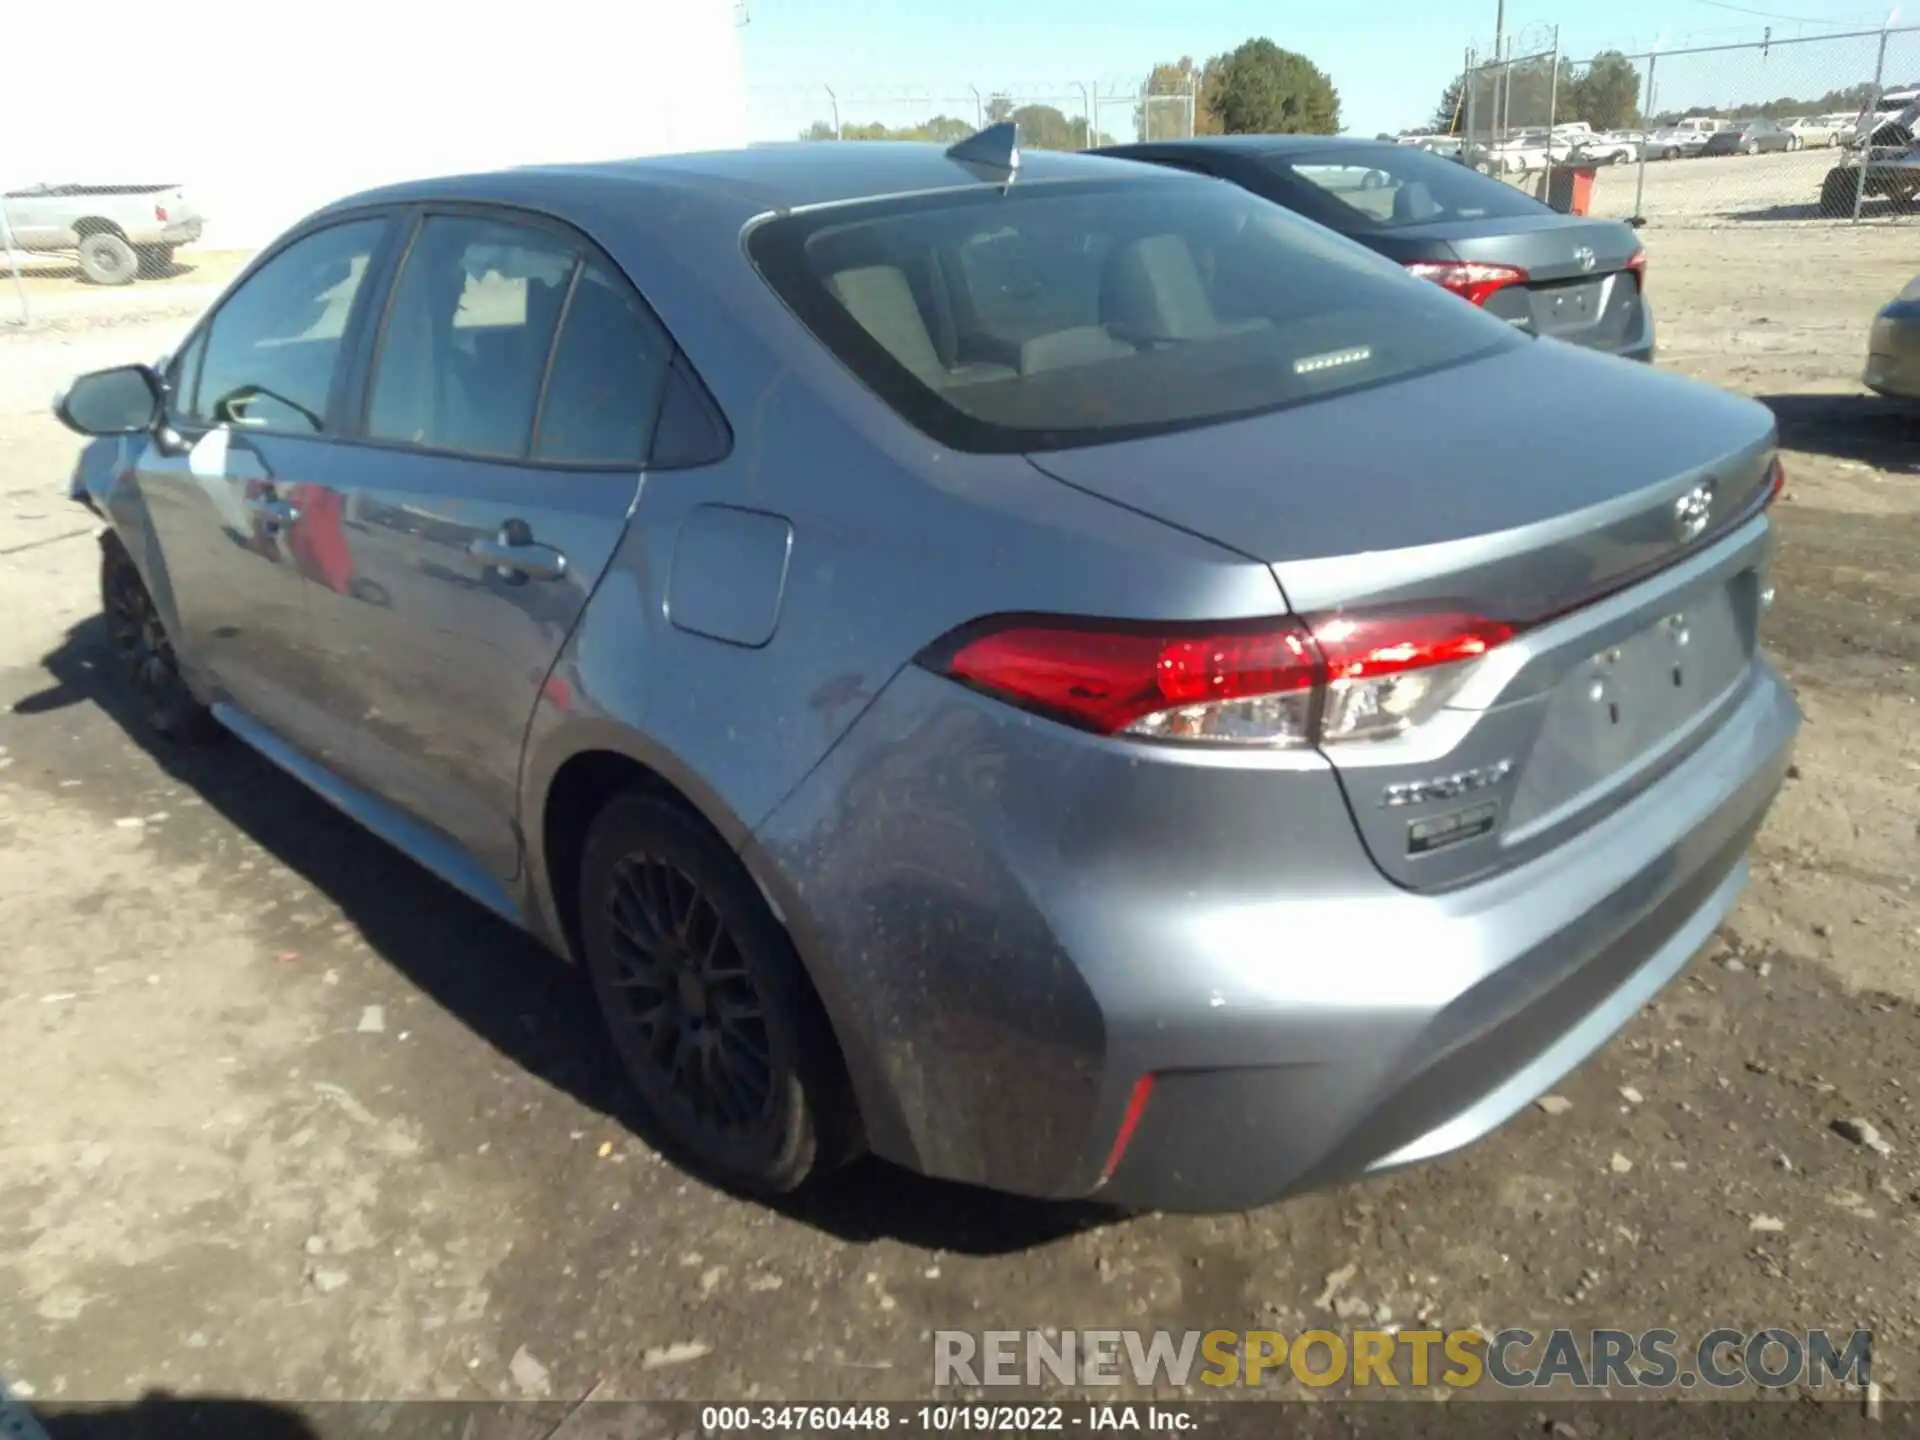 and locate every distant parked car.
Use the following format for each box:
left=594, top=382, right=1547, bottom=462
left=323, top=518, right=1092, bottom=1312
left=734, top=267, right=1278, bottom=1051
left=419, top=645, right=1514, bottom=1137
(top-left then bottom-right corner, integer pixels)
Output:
left=1863, top=272, right=1920, bottom=400
left=1571, top=132, right=1641, bottom=165
left=1785, top=115, right=1842, bottom=147
left=1703, top=118, right=1797, bottom=156
left=0, top=183, right=204, bottom=284
left=1649, top=118, right=1723, bottom=159
left=1095, top=135, right=1653, bottom=361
